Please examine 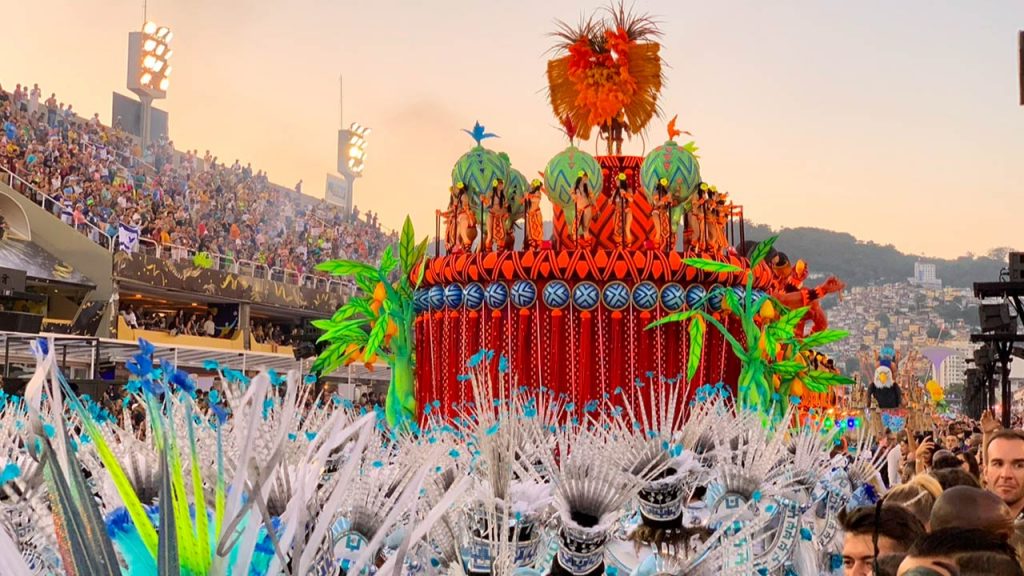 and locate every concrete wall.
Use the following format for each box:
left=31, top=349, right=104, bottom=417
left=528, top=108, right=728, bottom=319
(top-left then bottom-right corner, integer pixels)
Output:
left=0, top=191, right=31, bottom=239
left=0, top=184, right=114, bottom=336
